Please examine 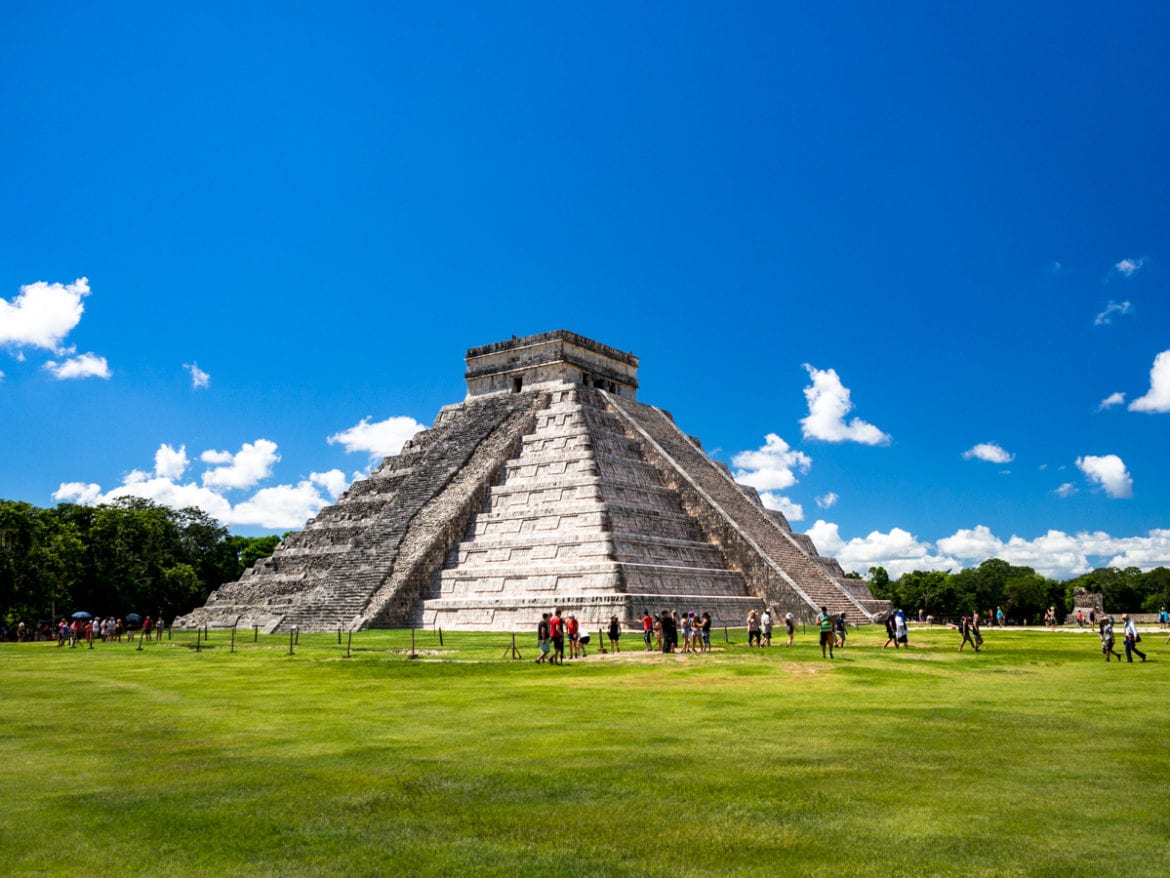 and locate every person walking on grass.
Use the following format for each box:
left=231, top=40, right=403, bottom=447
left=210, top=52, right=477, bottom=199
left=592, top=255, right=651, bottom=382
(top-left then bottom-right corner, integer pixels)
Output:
left=1100, top=616, right=1122, bottom=662
left=747, top=610, right=761, bottom=647
left=536, top=613, right=551, bottom=664
left=958, top=615, right=976, bottom=651
left=835, top=612, right=847, bottom=648
left=883, top=611, right=898, bottom=649
left=784, top=612, right=795, bottom=647
left=700, top=612, right=712, bottom=652
left=895, top=608, right=908, bottom=648
left=761, top=608, right=774, bottom=646
left=1122, top=614, right=1146, bottom=663
left=971, top=611, right=983, bottom=652
left=608, top=615, right=621, bottom=654
left=817, top=606, right=834, bottom=659
left=642, top=609, right=654, bottom=651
